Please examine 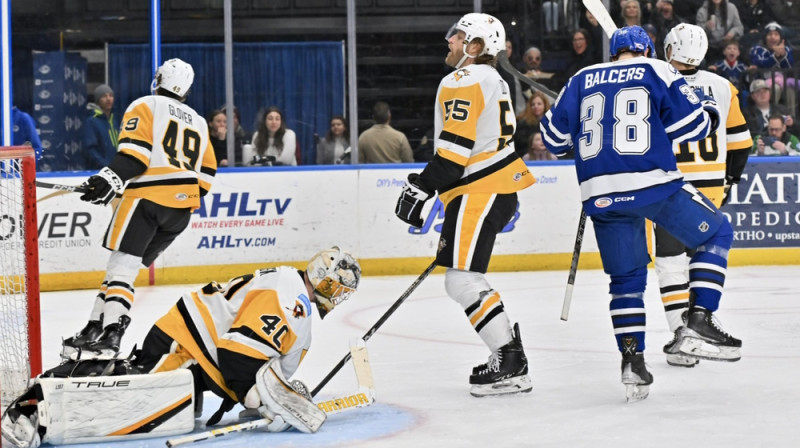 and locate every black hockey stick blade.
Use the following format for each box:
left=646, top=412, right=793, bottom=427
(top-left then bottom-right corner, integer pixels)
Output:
left=496, top=50, right=559, bottom=104
left=35, top=180, right=89, bottom=194
left=311, top=260, right=438, bottom=397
